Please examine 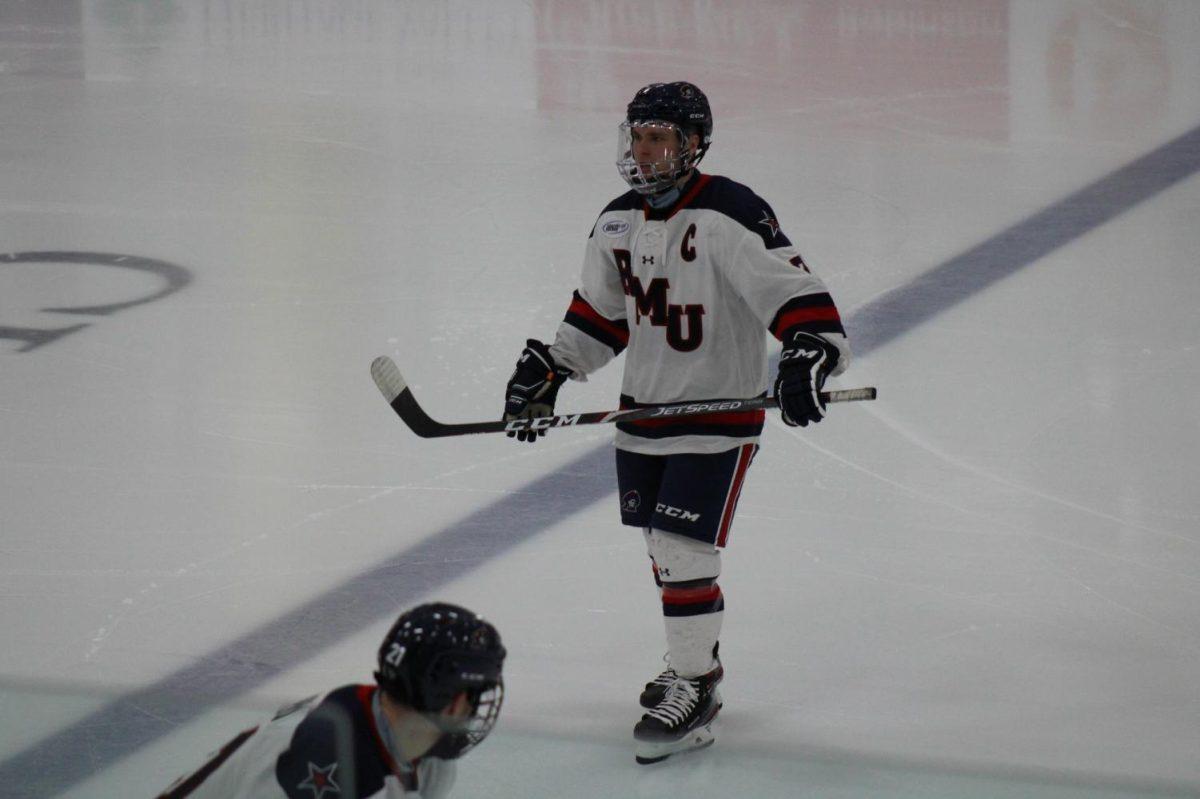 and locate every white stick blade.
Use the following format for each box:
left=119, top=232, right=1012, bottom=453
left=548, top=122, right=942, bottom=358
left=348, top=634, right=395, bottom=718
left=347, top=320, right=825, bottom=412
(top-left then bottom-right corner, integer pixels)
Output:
left=370, top=356, right=407, bottom=402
